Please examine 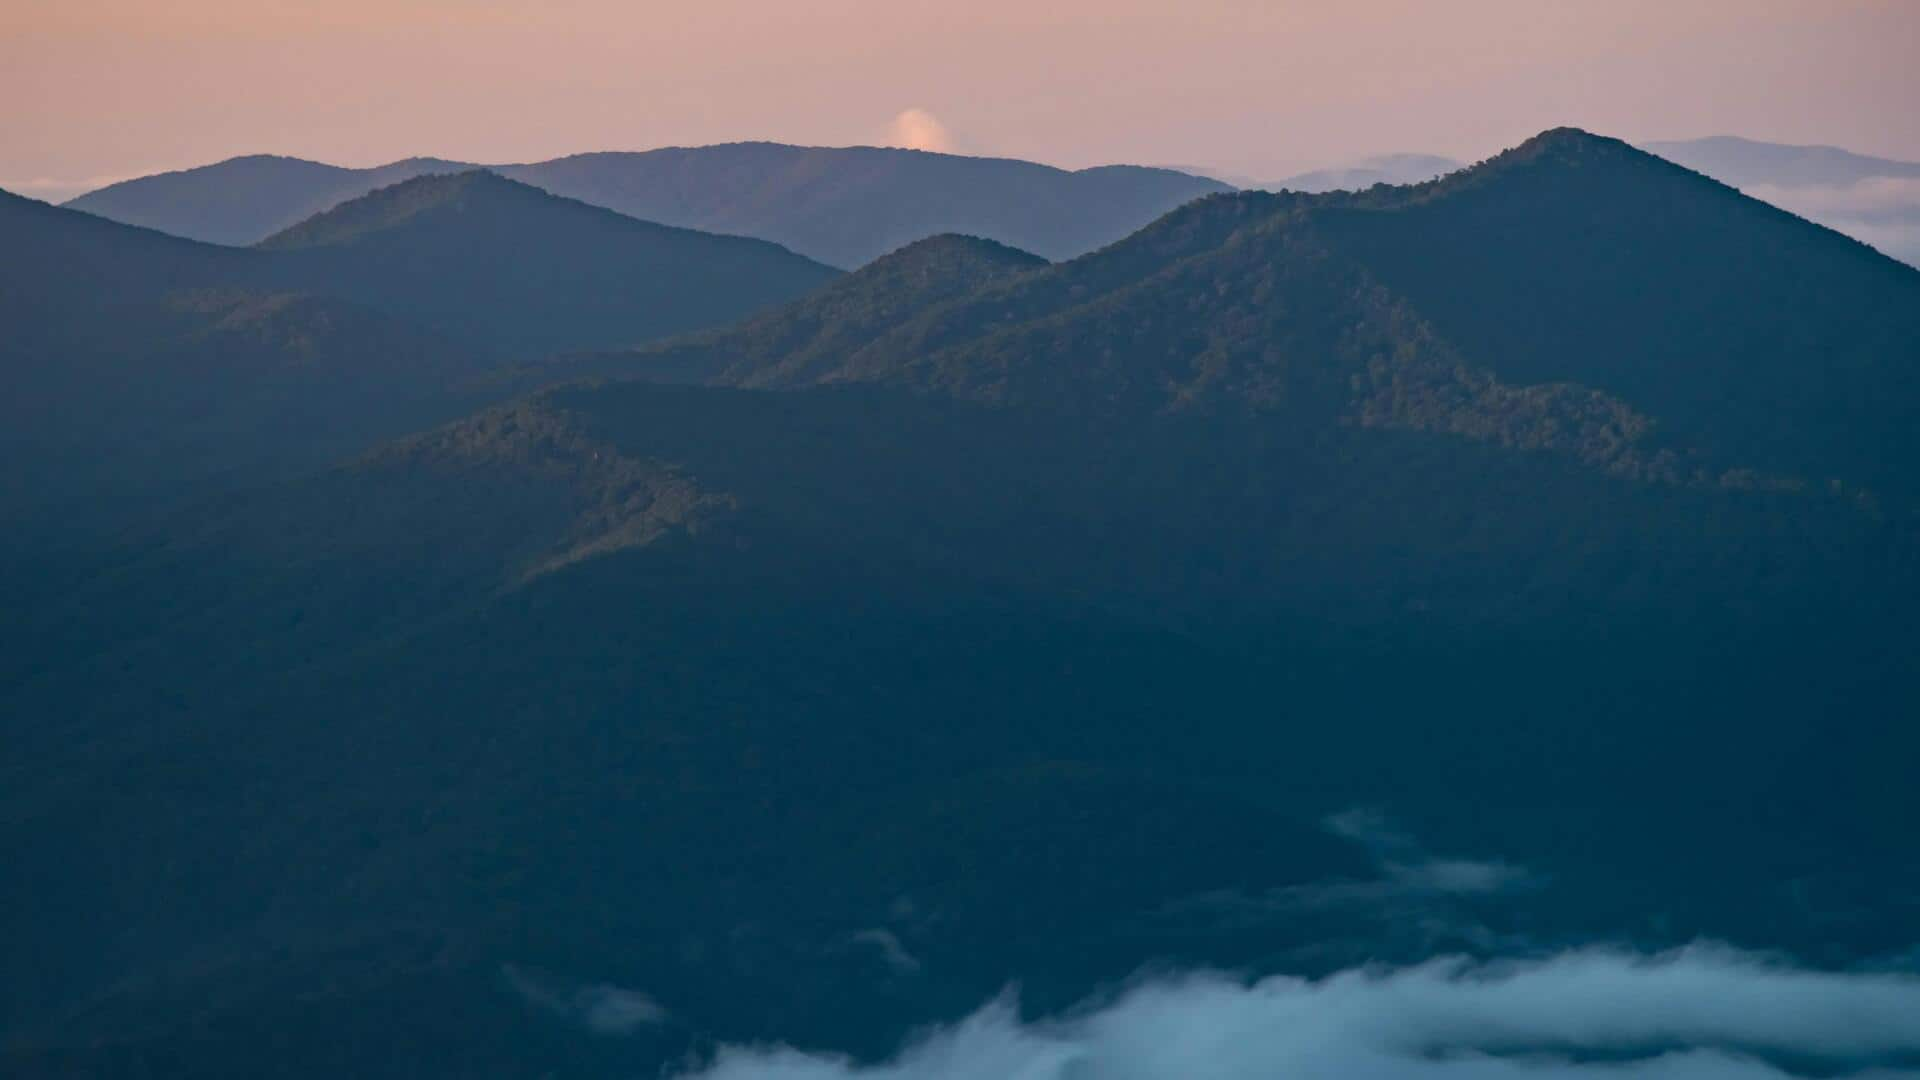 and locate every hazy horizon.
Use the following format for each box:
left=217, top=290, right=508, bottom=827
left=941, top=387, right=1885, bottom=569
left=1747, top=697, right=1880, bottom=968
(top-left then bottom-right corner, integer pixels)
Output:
left=6, top=1, right=1917, bottom=202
